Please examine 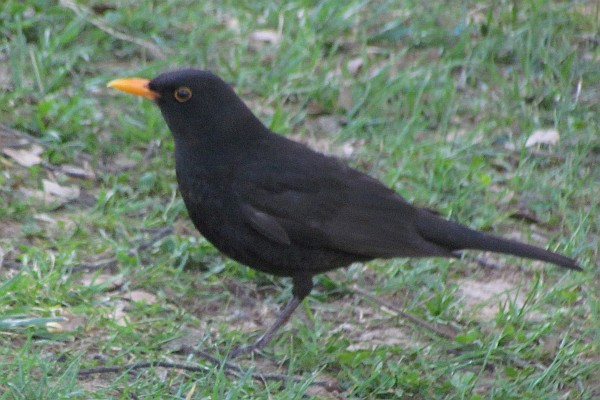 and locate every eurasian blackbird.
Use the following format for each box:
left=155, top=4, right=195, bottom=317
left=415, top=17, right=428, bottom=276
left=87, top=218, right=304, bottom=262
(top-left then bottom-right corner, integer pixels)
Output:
left=108, top=69, right=580, bottom=357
